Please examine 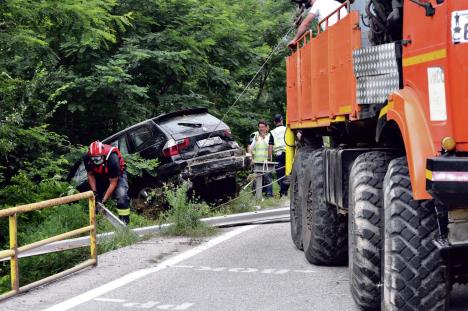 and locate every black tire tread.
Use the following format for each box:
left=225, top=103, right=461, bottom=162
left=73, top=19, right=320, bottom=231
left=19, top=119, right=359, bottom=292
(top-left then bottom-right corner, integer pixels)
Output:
left=303, top=149, right=347, bottom=266
left=290, top=146, right=314, bottom=250
left=383, top=157, right=449, bottom=311
left=349, top=151, right=393, bottom=310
